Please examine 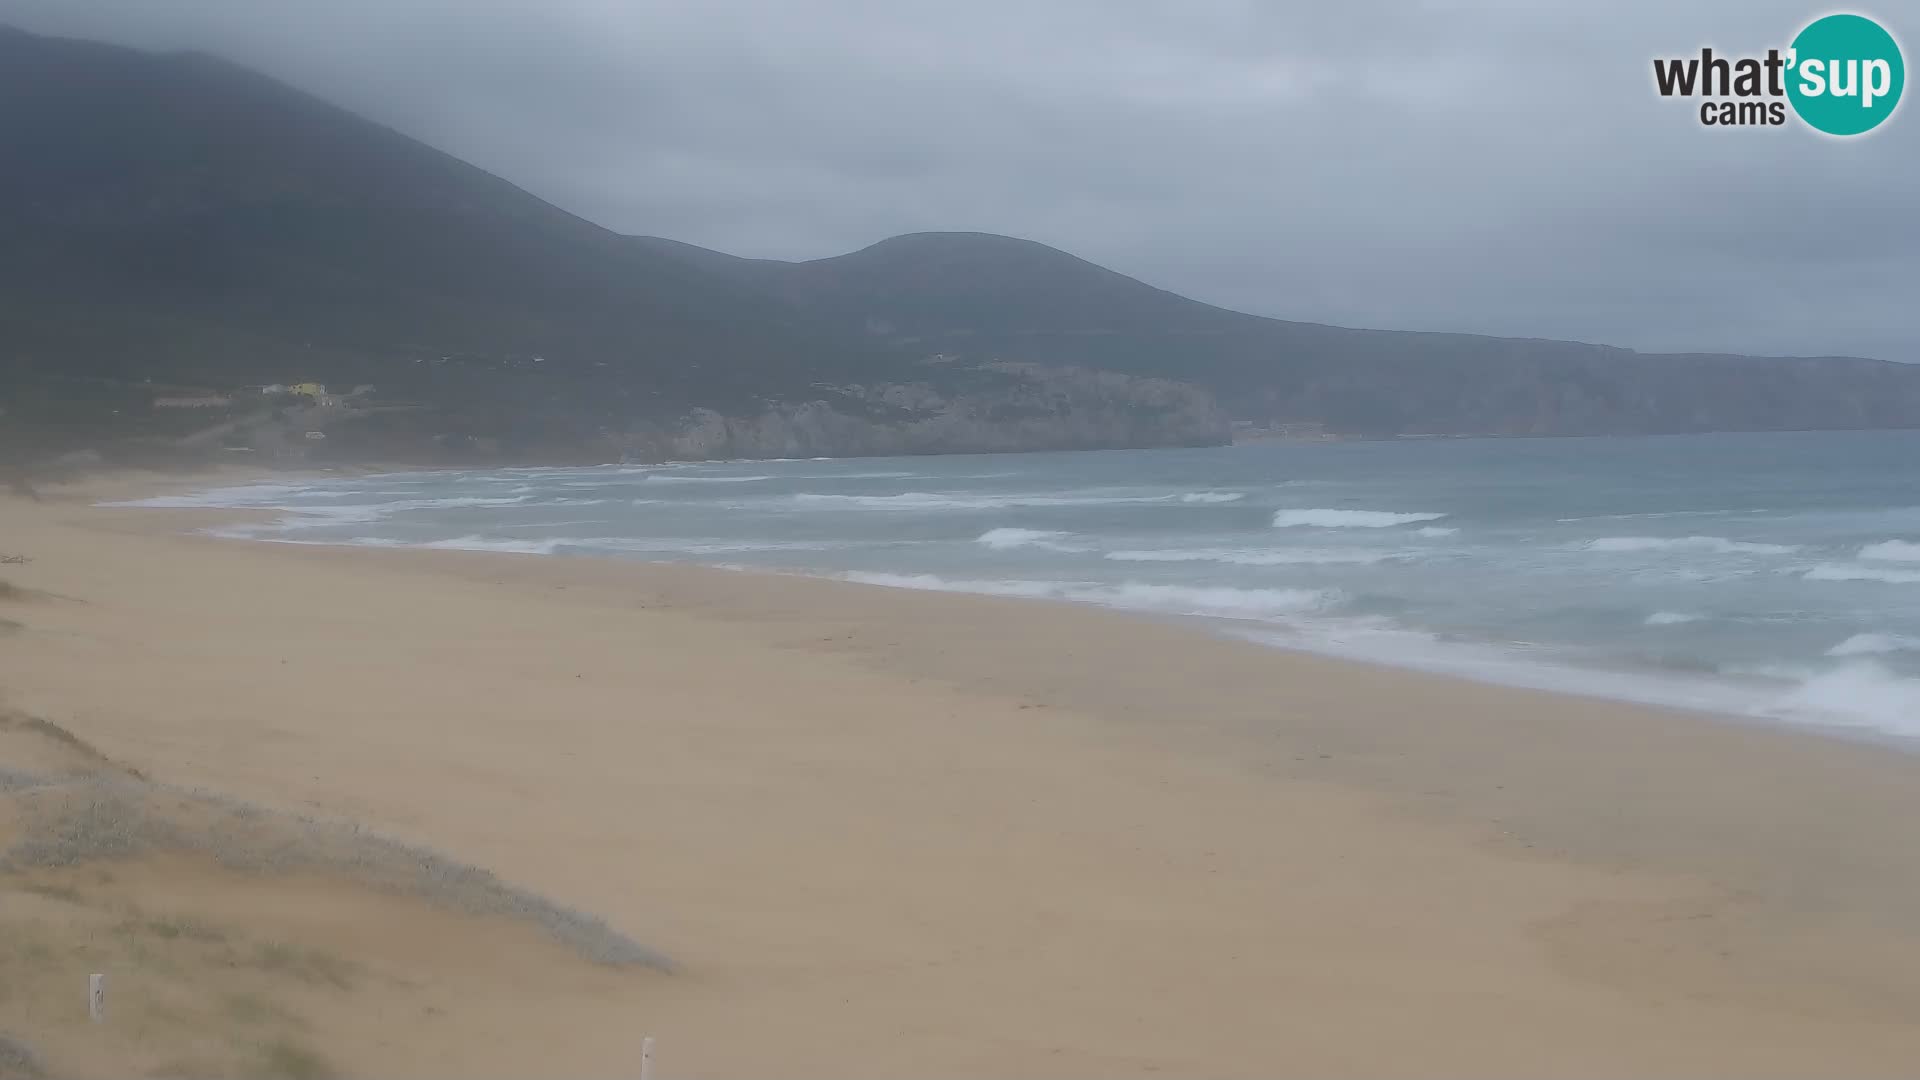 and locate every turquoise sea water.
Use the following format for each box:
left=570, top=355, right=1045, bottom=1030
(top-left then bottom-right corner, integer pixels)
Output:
left=129, top=430, right=1920, bottom=738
